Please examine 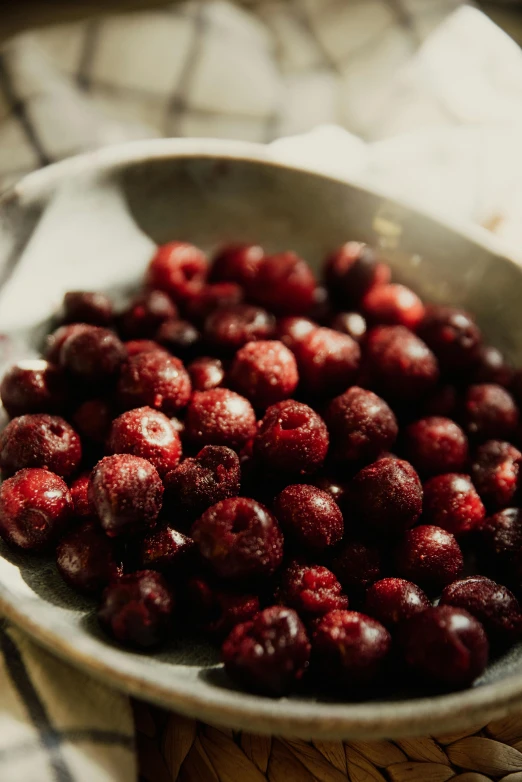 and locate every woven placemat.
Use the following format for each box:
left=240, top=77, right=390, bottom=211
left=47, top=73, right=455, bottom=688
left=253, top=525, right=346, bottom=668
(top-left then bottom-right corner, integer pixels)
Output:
left=134, top=701, right=522, bottom=782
